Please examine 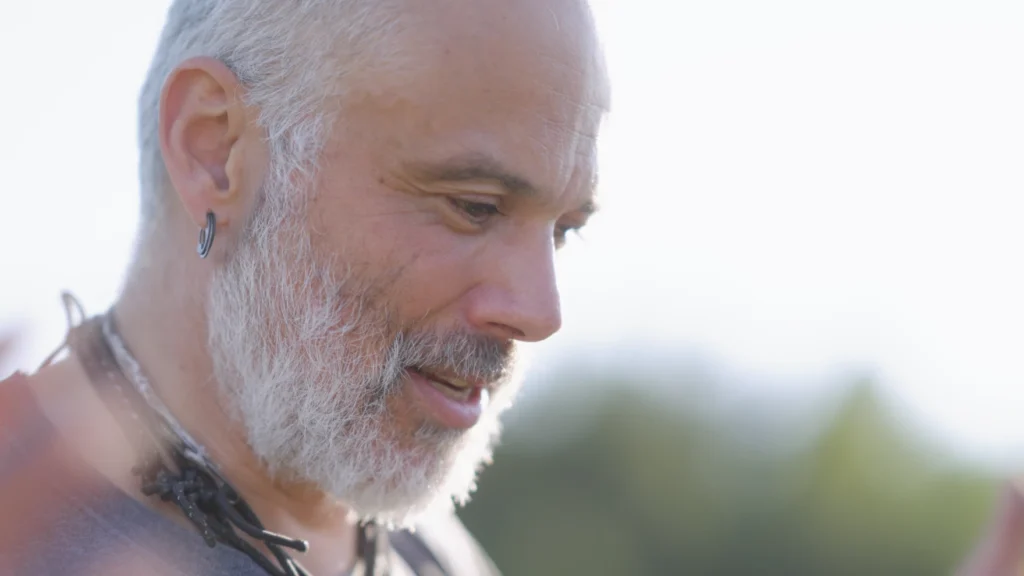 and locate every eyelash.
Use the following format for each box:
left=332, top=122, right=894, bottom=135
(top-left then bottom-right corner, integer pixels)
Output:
left=448, top=197, right=584, bottom=248
left=448, top=197, right=502, bottom=224
left=554, top=224, right=583, bottom=248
